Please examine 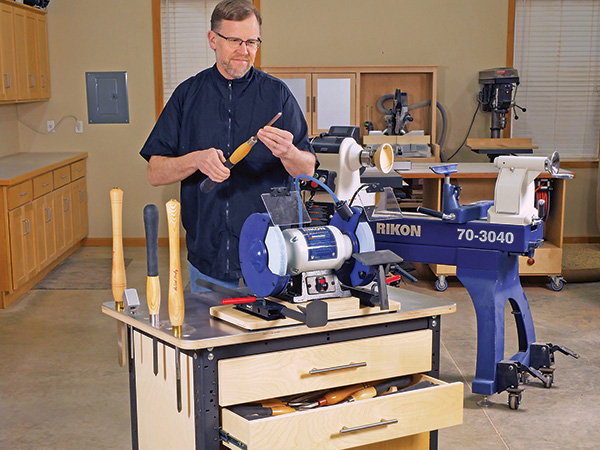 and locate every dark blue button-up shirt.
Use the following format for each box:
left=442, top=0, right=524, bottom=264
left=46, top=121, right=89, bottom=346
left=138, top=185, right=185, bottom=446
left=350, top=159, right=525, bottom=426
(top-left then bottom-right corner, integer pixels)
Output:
left=140, top=65, right=314, bottom=281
